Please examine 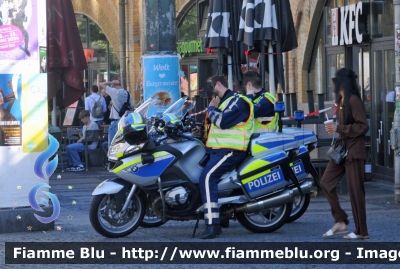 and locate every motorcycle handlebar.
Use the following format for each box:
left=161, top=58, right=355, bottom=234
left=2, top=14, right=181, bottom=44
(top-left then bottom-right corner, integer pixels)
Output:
left=178, top=131, right=194, bottom=141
